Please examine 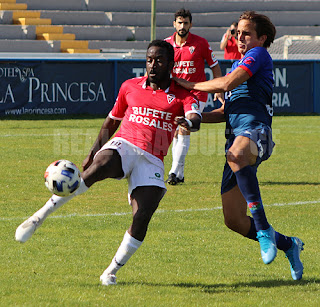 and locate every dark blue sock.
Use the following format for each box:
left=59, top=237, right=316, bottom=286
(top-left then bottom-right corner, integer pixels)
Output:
left=235, top=165, right=269, bottom=231
left=275, top=231, right=293, bottom=252
left=245, top=217, right=258, bottom=241
left=246, top=217, right=293, bottom=251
